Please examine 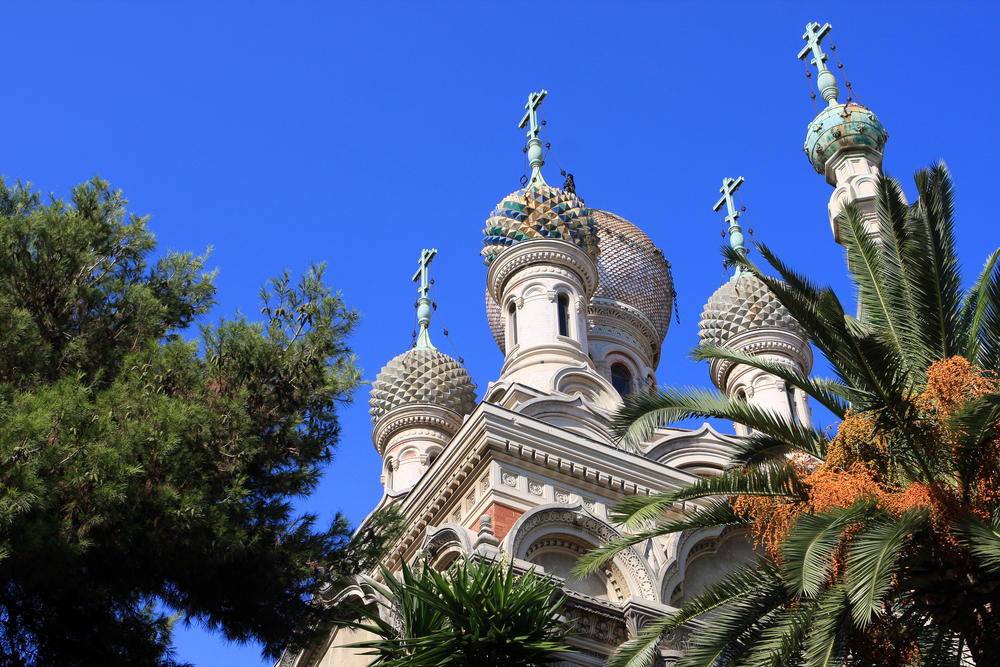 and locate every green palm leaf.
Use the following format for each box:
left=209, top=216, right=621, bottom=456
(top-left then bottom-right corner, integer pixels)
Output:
left=613, top=386, right=826, bottom=457
left=691, top=344, right=855, bottom=418
left=604, top=560, right=784, bottom=667
left=844, top=509, right=928, bottom=627
left=802, top=585, right=852, bottom=667
left=781, top=501, right=877, bottom=598
left=574, top=499, right=746, bottom=578
left=963, top=247, right=1000, bottom=371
